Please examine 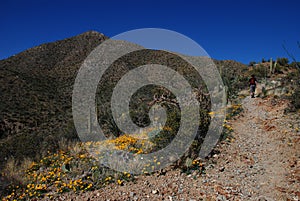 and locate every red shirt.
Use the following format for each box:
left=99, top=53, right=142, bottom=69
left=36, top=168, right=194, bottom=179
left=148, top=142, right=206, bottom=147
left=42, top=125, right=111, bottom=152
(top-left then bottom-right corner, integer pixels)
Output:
left=249, top=77, right=257, bottom=85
